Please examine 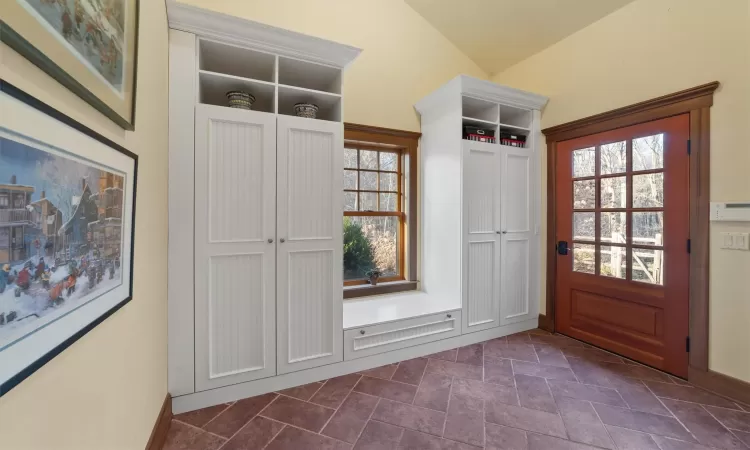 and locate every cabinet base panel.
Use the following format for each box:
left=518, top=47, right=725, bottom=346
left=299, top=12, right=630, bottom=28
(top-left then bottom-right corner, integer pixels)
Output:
left=172, top=318, right=537, bottom=414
